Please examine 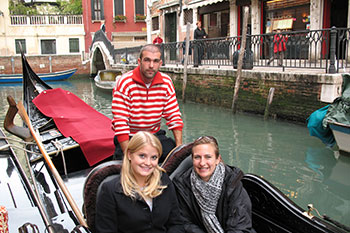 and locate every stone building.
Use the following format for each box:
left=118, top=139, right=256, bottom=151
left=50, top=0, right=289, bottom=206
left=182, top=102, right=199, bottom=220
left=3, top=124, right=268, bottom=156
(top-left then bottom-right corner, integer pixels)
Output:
left=148, top=0, right=350, bottom=42
left=0, top=0, right=85, bottom=57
